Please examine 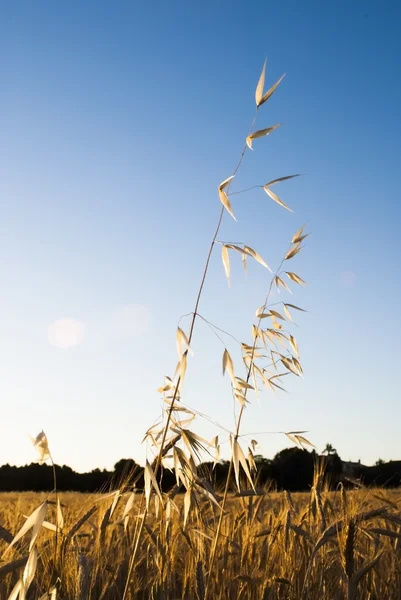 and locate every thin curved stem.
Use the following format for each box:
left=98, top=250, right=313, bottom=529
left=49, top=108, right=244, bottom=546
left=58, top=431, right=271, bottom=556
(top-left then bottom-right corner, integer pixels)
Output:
left=196, top=314, right=242, bottom=346
left=123, top=109, right=258, bottom=600
left=123, top=210, right=226, bottom=600
left=48, top=454, right=58, bottom=590
left=228, top=185, right=262, bottom=196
